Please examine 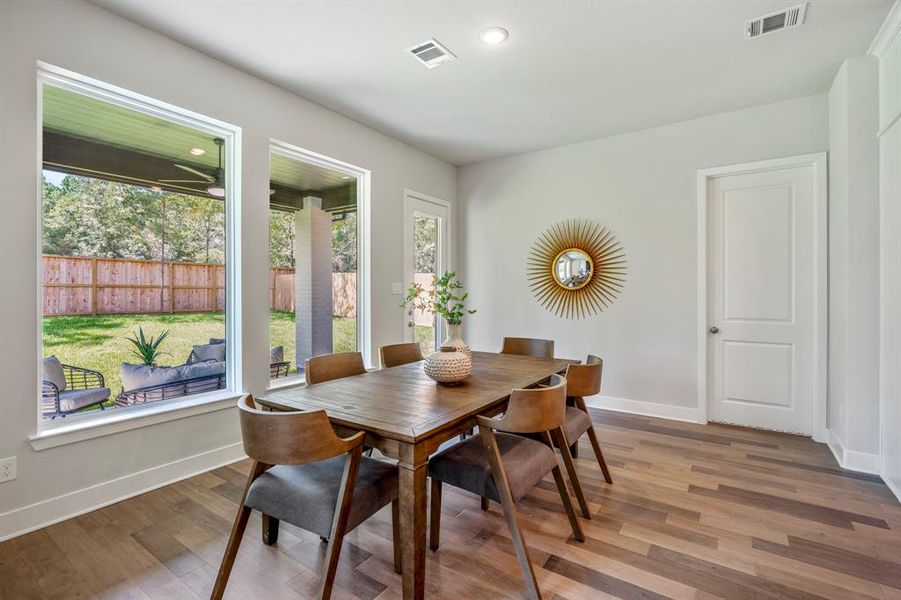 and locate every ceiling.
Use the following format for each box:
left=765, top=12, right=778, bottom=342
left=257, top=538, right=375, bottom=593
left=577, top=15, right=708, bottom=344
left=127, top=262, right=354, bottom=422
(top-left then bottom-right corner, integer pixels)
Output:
left=270, top=152, right=353, bottom=191
left=92, top=0, right=891, bottom=165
